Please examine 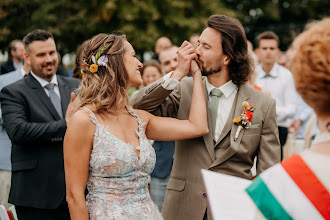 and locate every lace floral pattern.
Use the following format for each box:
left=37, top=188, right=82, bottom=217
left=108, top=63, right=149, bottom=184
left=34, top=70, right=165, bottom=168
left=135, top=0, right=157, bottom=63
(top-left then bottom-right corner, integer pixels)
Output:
left=83, top=108, right=163, bottom=220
